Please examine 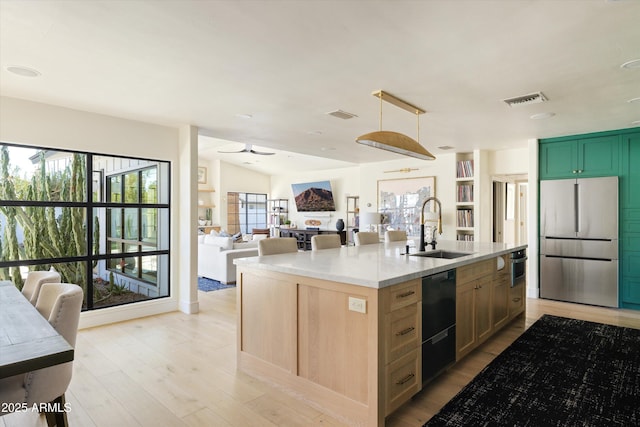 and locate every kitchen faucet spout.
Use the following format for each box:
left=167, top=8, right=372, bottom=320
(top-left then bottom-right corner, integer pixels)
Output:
left=419, top=196, right=442, bottom=252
